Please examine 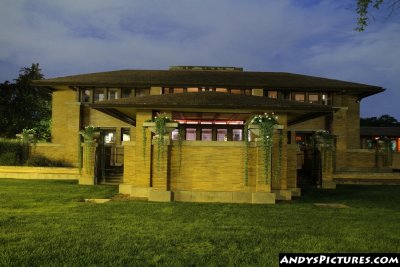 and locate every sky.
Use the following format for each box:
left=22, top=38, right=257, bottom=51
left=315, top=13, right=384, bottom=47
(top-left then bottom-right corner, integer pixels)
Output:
left=0, top=0, right=399, bottom=119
